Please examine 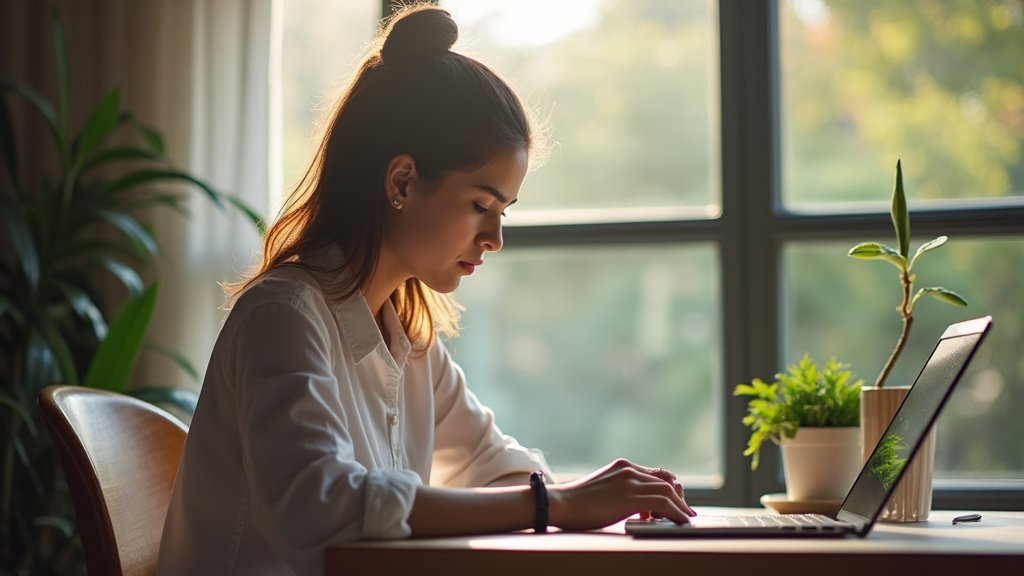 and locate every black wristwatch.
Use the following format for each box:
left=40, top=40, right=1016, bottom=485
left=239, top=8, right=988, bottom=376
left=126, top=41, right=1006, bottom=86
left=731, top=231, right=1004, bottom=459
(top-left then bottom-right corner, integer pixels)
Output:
left=529, top=471, right=548, bottom=533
